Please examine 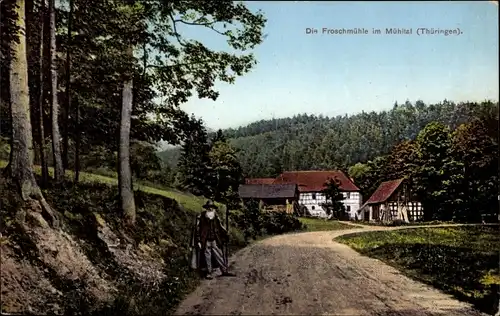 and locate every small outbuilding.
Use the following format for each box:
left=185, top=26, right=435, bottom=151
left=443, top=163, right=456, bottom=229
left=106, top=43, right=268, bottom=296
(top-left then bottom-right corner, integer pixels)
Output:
left=358, top=178, right=423, bottom=222
left=238, top=183, right=299, bottom=213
